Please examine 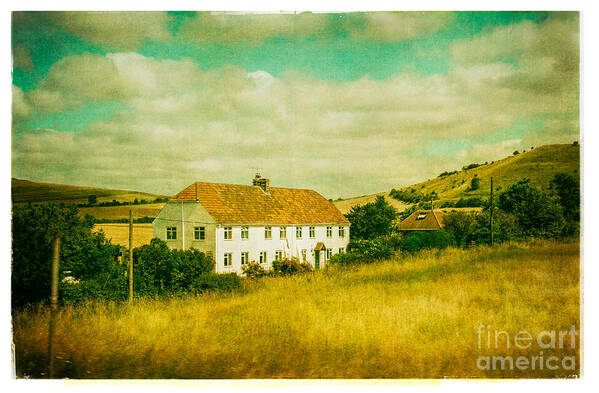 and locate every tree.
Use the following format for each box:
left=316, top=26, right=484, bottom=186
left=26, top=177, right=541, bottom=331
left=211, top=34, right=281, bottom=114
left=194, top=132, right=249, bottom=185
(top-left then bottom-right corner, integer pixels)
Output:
left=87, top=194, right=97, bottom=205
left=550, top=173, right=580, bottom=222
left=345, top=196, right=397, bottom=240
left=497, top=179, right=564, bottom=238
left=11, top=204, right=121, bottom=308
left=443, top=211, right=476, bottom=246
left=470, top=176, right=480, bottom=191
